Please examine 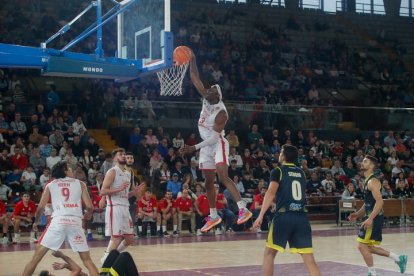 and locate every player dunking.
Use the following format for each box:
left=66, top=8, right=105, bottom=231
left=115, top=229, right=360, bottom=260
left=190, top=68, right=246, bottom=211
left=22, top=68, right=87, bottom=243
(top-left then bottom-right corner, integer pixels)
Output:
left=23, top=161, right=99, bottom=276
left=100, top=148, right=144, bottom=264
left=253, top=145, right=320, bottom=276
left=349, top=155, right=407, bottom=276
left=182, top=51, right=252, bottom=232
